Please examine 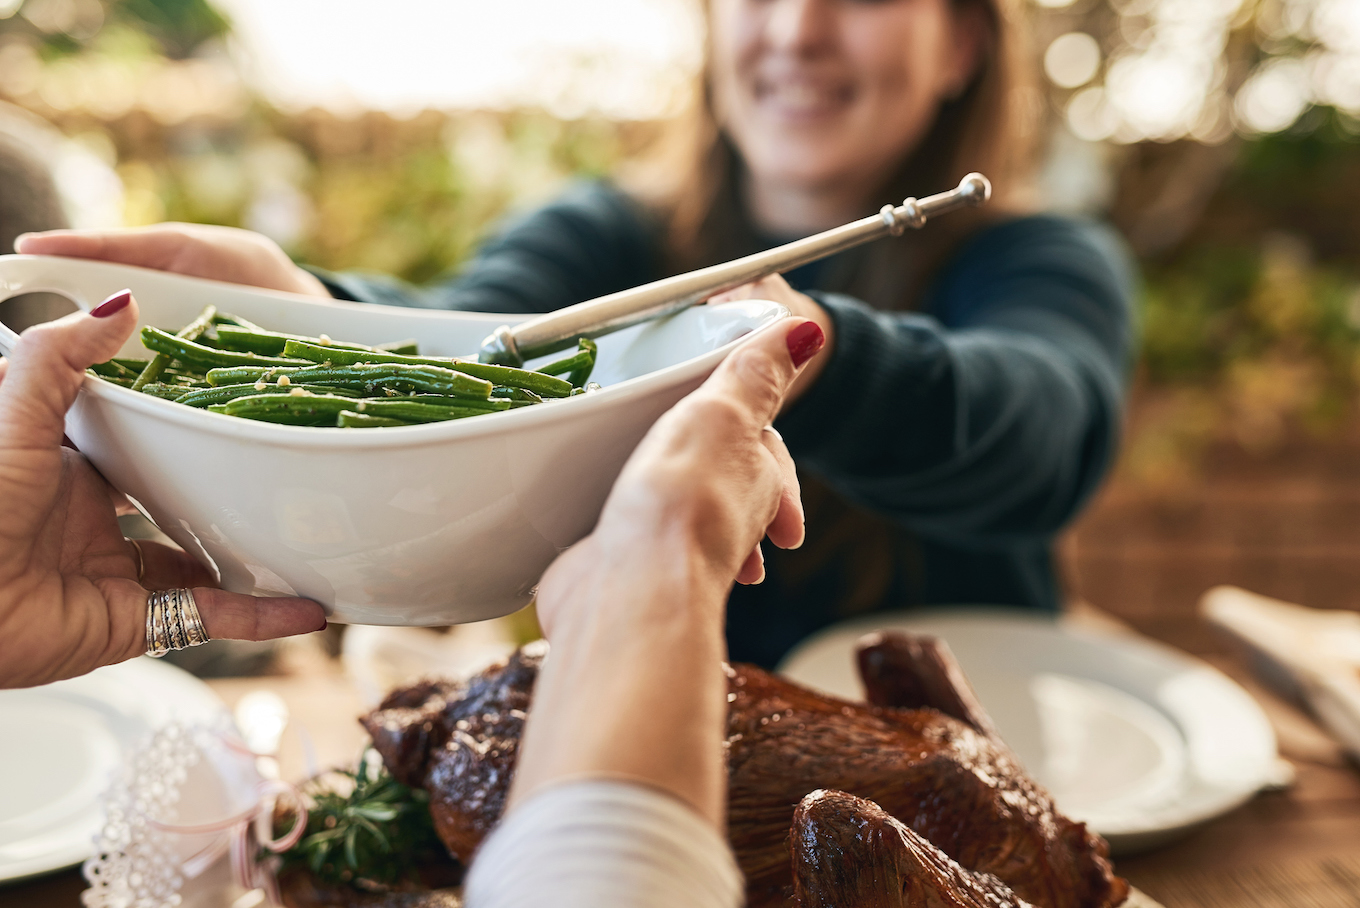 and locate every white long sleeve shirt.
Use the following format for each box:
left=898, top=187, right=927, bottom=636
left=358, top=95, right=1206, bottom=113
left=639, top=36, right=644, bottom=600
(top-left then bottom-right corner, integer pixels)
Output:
left=464, top=780, right=744, bottom=908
